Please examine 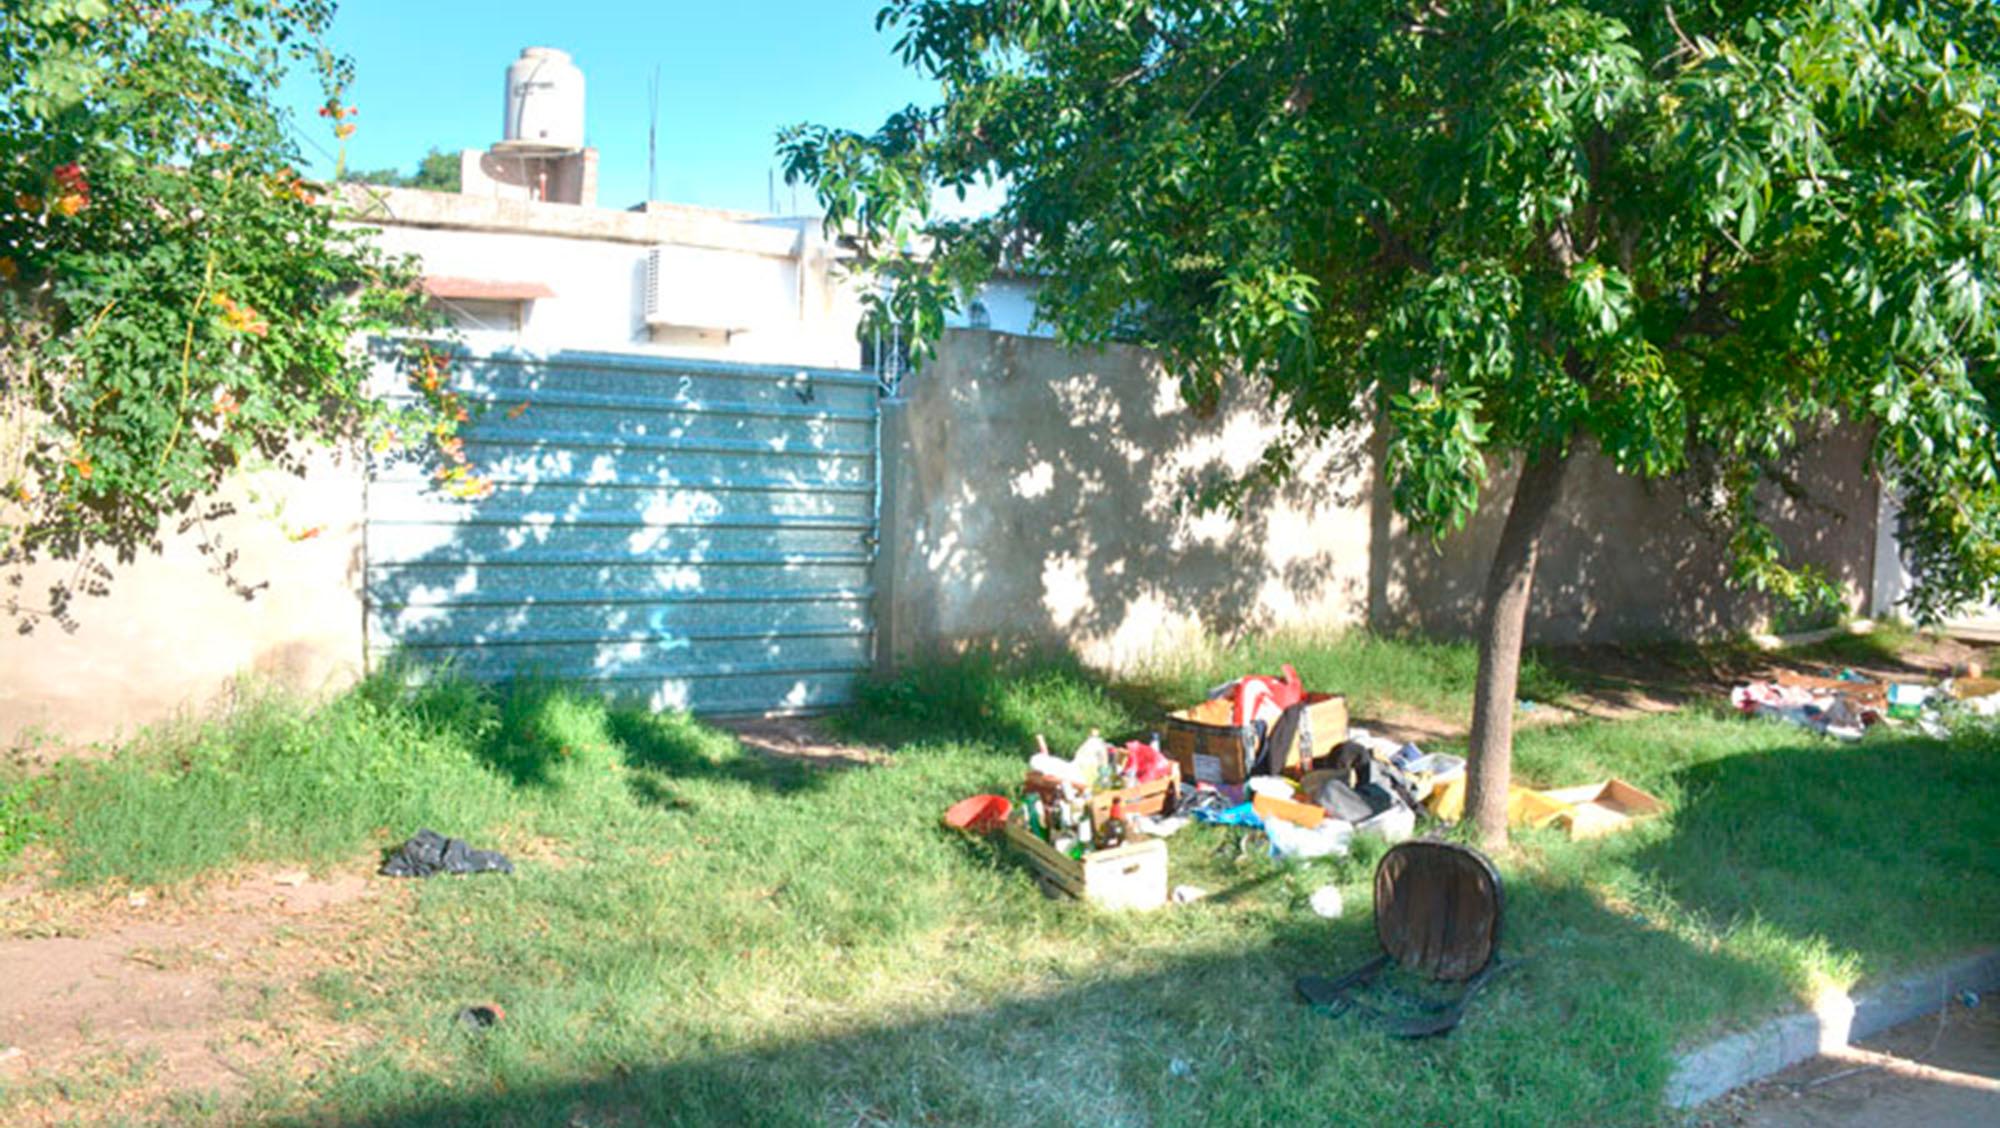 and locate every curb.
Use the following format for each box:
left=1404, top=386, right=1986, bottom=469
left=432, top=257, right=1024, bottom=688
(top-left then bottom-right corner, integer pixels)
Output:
left=1747, top=619, right=1876, bottom=652
left=1666, top=948, right=2000, bottom=1109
